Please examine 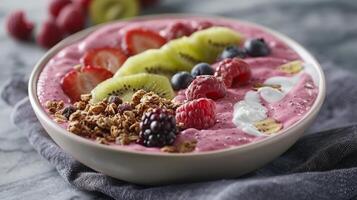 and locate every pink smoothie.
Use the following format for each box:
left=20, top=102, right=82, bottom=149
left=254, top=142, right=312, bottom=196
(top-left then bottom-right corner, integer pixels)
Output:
left=37, top=17, right=318, bottom=153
